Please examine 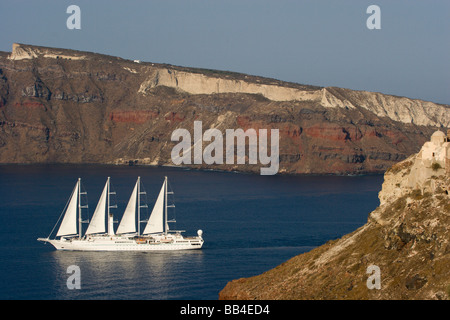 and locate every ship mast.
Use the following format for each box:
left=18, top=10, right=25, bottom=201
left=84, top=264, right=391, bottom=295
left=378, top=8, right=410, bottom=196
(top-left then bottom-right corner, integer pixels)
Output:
left=107, top=177, right=117, bottom=236
left=78, top=178, right=82, bottom=239
left=164, top=176, right=175, bottom=235
left=138, top=176, right=141, bottom=236
left=136, top=176, right=148, bottom=236
left=77, top=178, right=88, bottom=239
left=107, top=177, right=110, bottom=233
left=164, top=176, right=168, bottom=235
